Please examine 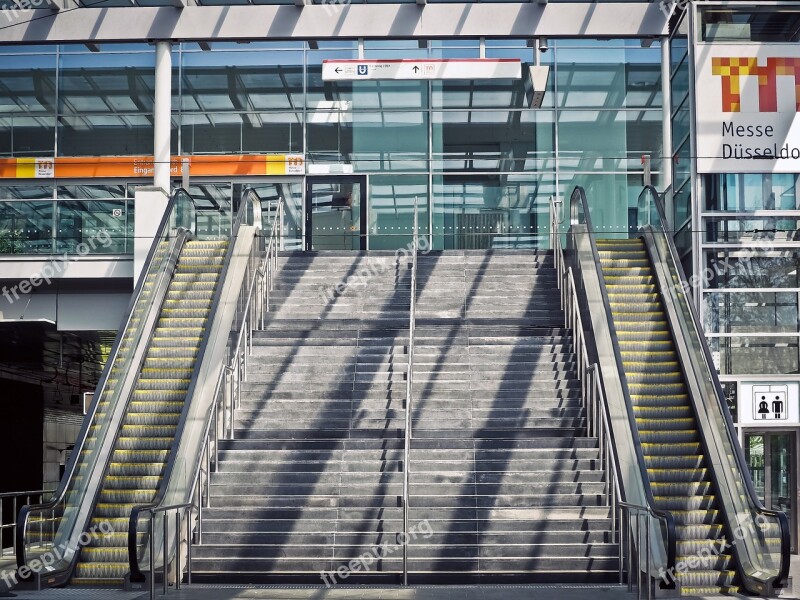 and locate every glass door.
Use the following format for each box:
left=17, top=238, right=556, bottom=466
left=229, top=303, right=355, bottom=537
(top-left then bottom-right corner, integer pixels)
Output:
left=305, top=176, right=366, bottom=250
left=745, top=431, right=797, bottom=552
